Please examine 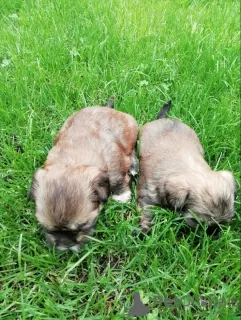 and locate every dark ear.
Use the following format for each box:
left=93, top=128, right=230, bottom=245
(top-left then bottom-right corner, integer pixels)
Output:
left=92, top=172, right=110, bottom=203
left=28, top=168, right=45, bottom=201
left=164, top=176, right=189, bottom=209
left=219, top=170, right=238, bottom=199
